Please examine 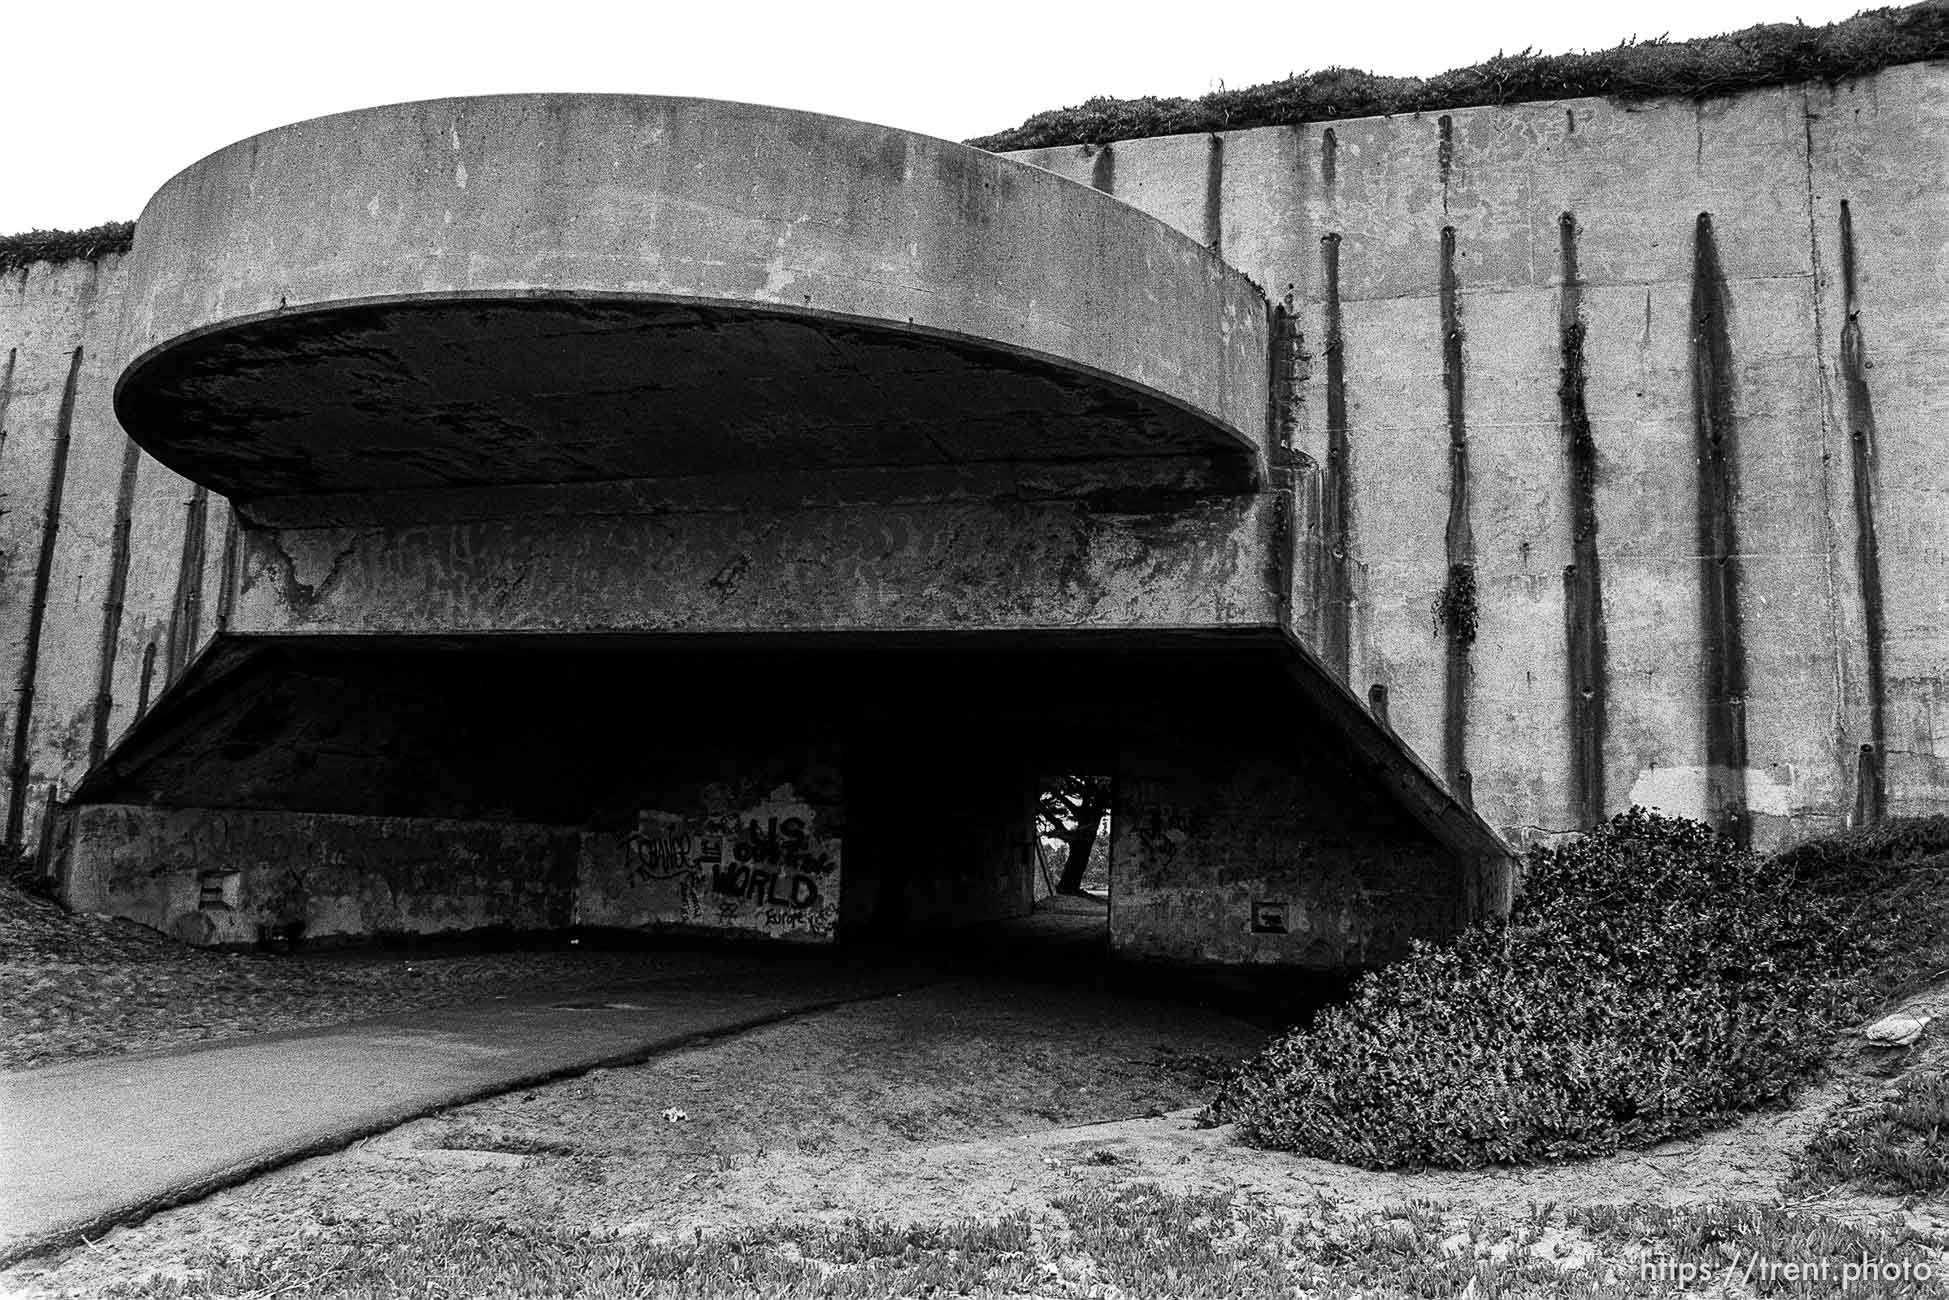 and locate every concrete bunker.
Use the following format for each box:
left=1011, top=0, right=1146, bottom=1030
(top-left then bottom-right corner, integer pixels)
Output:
left=50, top=92, right=1513, bottom=969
